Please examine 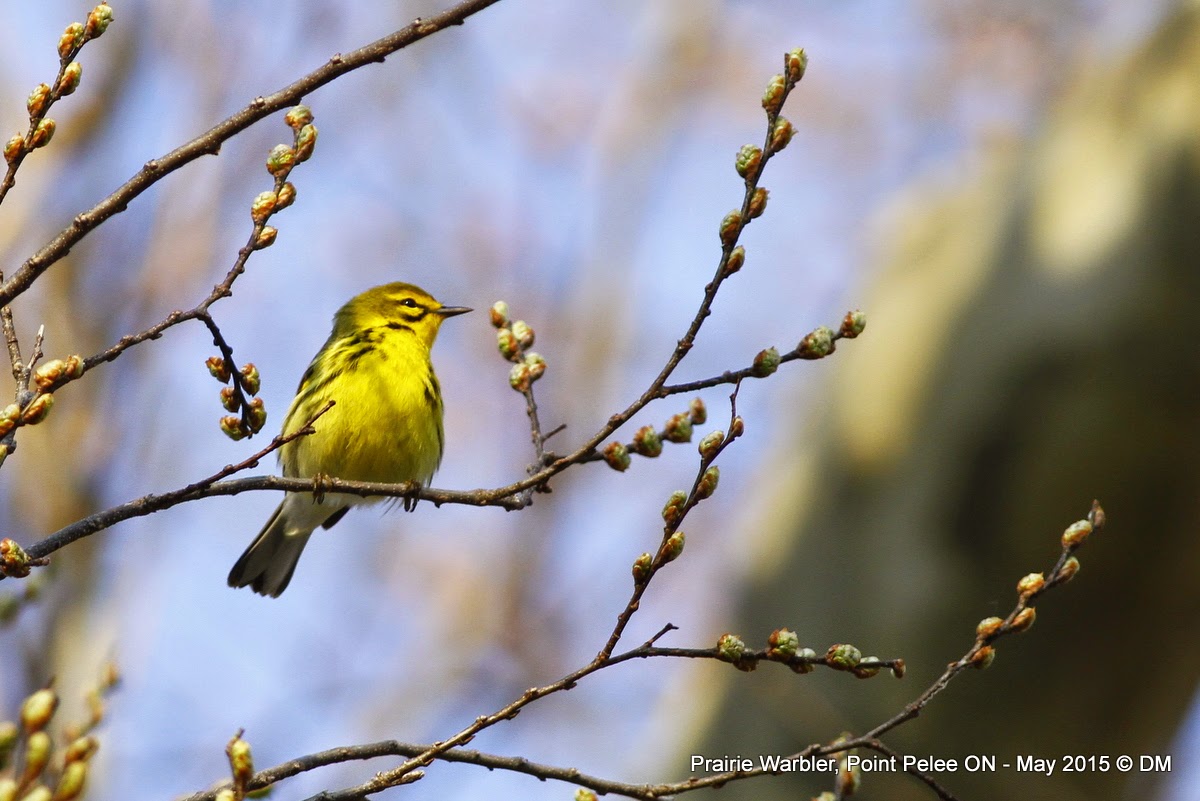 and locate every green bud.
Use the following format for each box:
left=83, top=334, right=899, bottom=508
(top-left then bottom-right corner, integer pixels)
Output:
left=53, top=760, right=87, bottom=801
left=766, top=628, right=799, bottom=659
left=971, top=645, right=996, bottom=669
left=1016, top=572, right=1045, bottom=596
left=226, top=732, right=254, bottom=786
left=603, top=441, right=631, bottom=472
left=839, top=309, right=866, bottom=338
left=698, top=429, right=724, bottom=460
left=751, top=346, right=780, bottom=377
left=265, top=144, right=295, bottom=176
left=206, top=356, right=231, bottom=383
left=239, top=364, right=261, bottom=395
left=1062, top=519, right=1092, bottom=548
left=747, top=187, right=768, bottom=219
left=84, top=3, right=114, bottom=40
left=508, top=362, right=532, bottom=393
left=4, top=135, right=24, bottom=165
left=574, top=790, right=598, bottom=801
left=219, top=416, right=246, bottom=441
left=246, top=397, right=267, bottom=434
left=694, top=465, right=719, bottom=500
left=976, top=617, right=1003, bottom=640
left=717, top=633, right=746, bottom=662
left=497, top=328, right=520, bottom=361
left=253, top=226, right=278, bottom=250
left=719, top=210, right=742, bottom=247
left=786, top=48, right=808, bottom=82
left=1010, top=606, right=1036, bottom=633
left=631, top=552, right=652, bottom=583
left=294, top=123, right=318, bottom=162
left=761, top=73, right=786, bottom=115
left=59, top=23, right=86, bottom=61
left=489, top=301, right=510, bottom=328
left=688, top=397, right=707, bottom=425
left=797, top=325, right=834, bottom=359
left=250, top=191, right=277, bottom=224
left=853, top=657, right=882, bottom=679
left=769, top=116, right=794, bottom=153
left=284, top=105, right=314, bottom=129
left=219, top=387, right=238, bottom=413
left=0, top=539, right=31, bottom=579
left=57, top=63, right=83, bottom=97
left=31, top=119, right=56, bottom=149
left=1057, top=556, right=1081, bottom=583
left=724, top=245, right=745, bottom=277
left=791, top=647, right=817, bottom=674
left=23, top=731, right=51, bottom=783
left=660, top=531, right=685, bottom=563
left=27, top=84, right=51, bottom=119
left=891, top=658, right=906, bottom=678
left=63, top=735, right=98, bottom=764
left=523, top=352, right=546, bottom=382
left=663, top=412, right=693, bottom=443
left=511, top=320, right=534, bottom=348
left=276, top=182, right=297, bottom=210
left=631, top=425, right=662, bottom=457
left=735, top=144, right=762, bottom=179
left=21, top=393, right=54, bottom=425
left=661, top=490, right=688, bottom=528
left=826, top=643, right=862, bottom=671
left=20, top=690, right=57, bottom=734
